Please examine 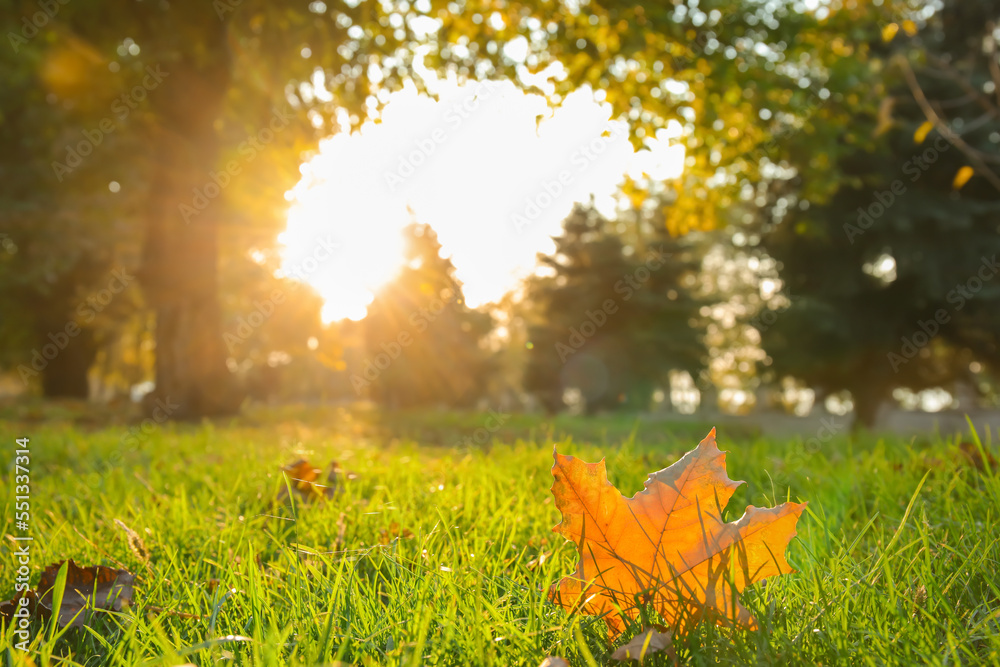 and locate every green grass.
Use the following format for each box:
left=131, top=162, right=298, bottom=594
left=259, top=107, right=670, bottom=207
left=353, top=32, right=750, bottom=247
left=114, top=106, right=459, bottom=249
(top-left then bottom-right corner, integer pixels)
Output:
left=2, top=405, right=1000, bottom=666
